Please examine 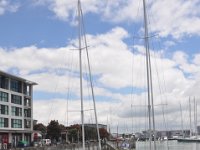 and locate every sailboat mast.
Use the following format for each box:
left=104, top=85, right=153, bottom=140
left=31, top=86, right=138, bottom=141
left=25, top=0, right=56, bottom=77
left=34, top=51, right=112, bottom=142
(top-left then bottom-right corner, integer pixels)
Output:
left=78, top=3, right=101, bottom=150
left=194, top=97, right=197, bottom=137
left=83, top=24, right=102, bottom=150
left=189, top=97, right=192, bottom=137
left=180, top=103, right=184, bottom=138
left=78, top=0, right=85, bottom=150
left=142, top=0, right=156, bottom=149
